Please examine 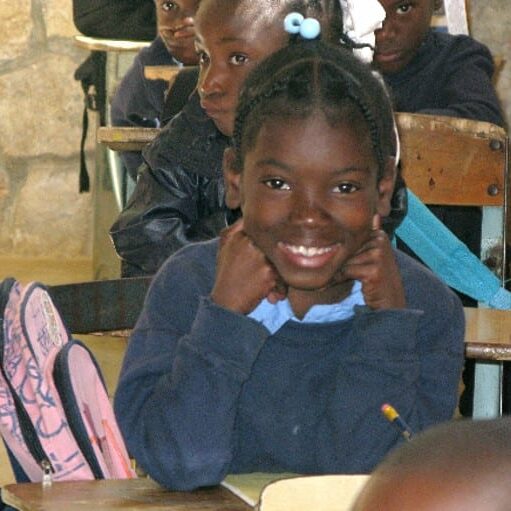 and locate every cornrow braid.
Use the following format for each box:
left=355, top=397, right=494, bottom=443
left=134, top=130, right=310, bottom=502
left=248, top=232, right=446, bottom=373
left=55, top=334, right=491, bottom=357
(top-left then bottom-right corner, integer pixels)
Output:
left=232, top=40, right=395, bottom=180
